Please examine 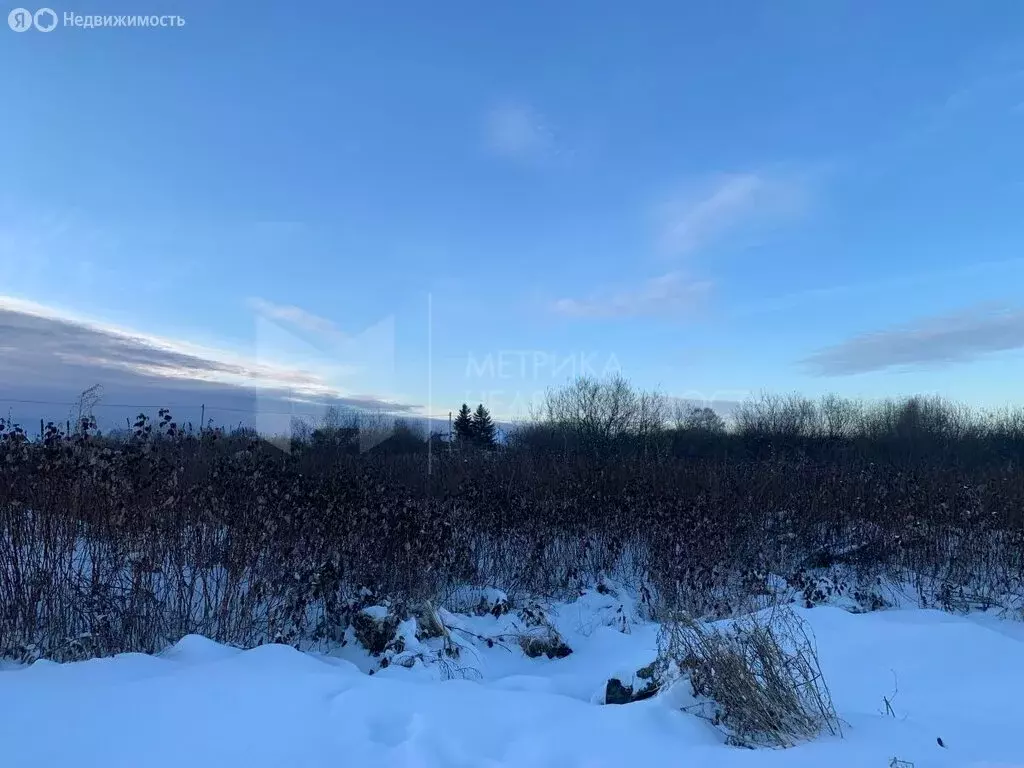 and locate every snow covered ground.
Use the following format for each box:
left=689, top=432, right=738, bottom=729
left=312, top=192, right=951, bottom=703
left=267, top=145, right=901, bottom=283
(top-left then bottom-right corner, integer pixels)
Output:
left=2, top=586, right=1023, bottom=768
